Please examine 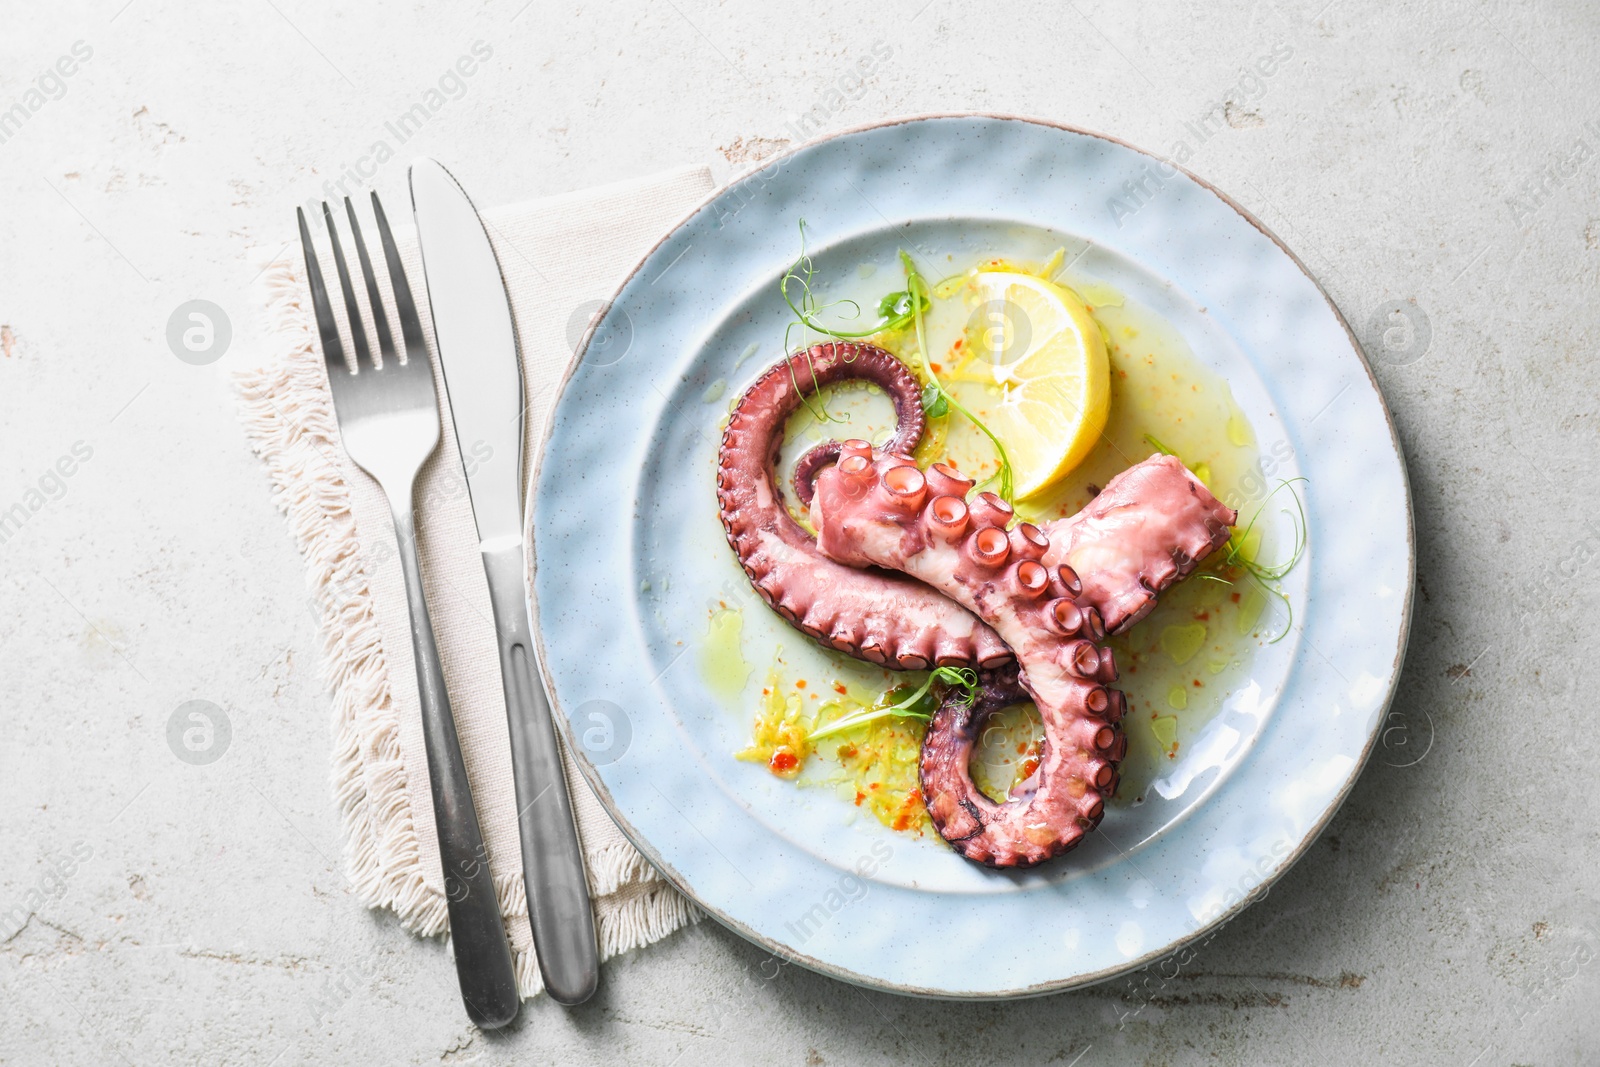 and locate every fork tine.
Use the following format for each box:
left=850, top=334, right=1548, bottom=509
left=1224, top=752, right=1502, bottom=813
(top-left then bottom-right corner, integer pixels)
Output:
left=322, top=201, right=373, bottom=370
left=370, top=191, right=430, bottom=364
left=344, top=197, right=397, bottom=368
left=297, top=207, right=348, bottom=376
